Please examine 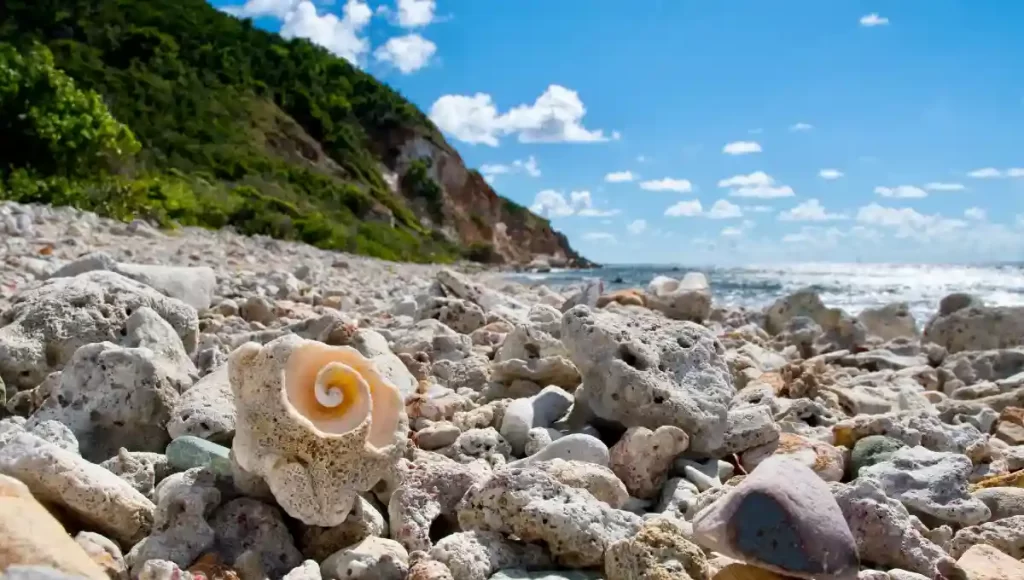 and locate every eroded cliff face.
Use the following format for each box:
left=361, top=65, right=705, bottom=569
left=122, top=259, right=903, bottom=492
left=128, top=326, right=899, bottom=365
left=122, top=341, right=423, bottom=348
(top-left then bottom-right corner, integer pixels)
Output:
left=377, top=128, right=593, bottom=268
